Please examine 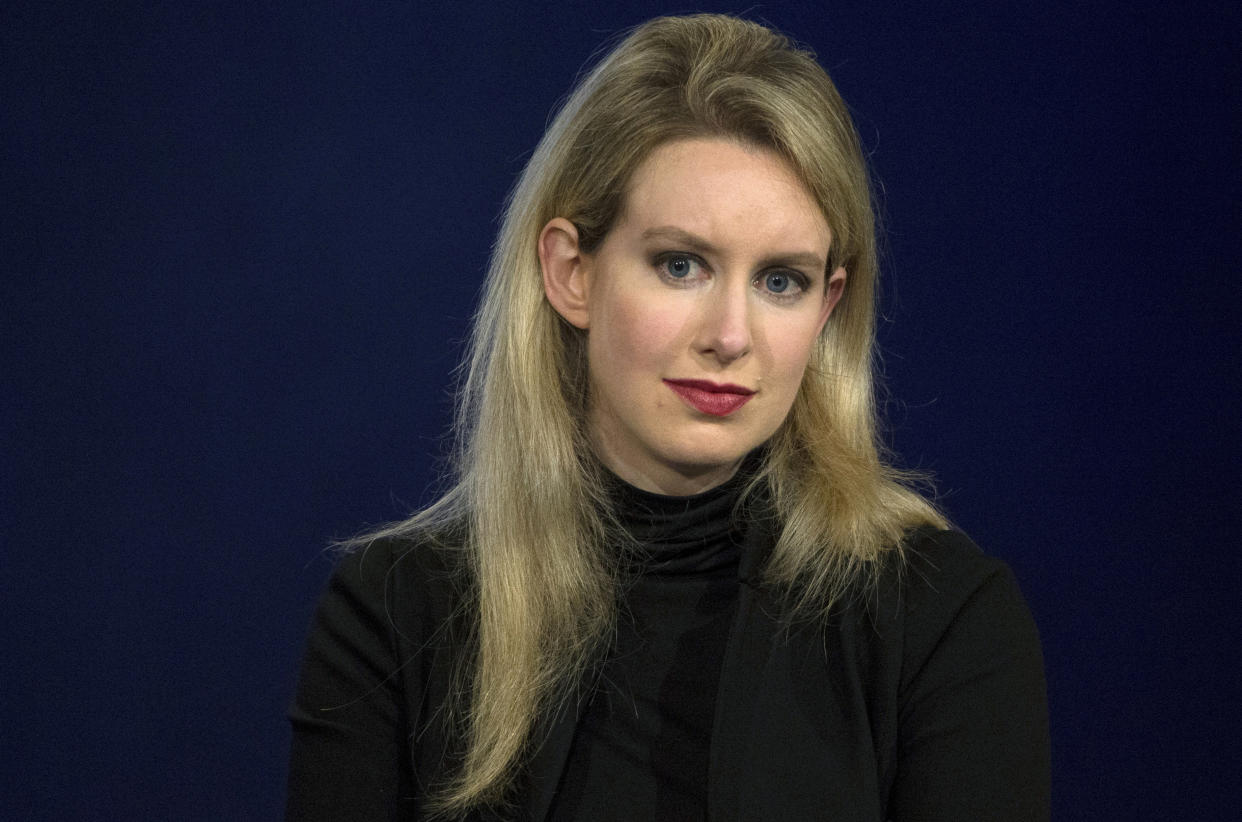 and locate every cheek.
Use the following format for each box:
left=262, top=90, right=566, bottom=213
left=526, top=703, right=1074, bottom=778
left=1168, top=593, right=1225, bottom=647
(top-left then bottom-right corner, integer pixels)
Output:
left=590, top=289, right=686, bottom=374
left=765, top=317, right=823, bottom=386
